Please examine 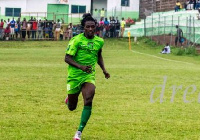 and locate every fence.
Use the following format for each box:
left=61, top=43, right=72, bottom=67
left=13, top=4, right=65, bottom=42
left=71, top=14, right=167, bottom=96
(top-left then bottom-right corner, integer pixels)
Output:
left=145, top=14, right=200, bottom=47
left=125, top=10, right=200, bottom=47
